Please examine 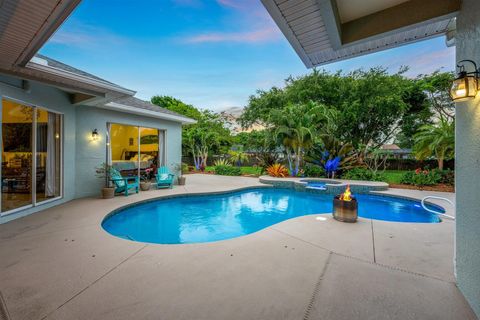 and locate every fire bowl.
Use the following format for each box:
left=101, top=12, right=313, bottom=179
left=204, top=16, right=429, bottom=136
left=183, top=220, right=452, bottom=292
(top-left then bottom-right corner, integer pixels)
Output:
left=332, top=196, right=358, bottom=223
